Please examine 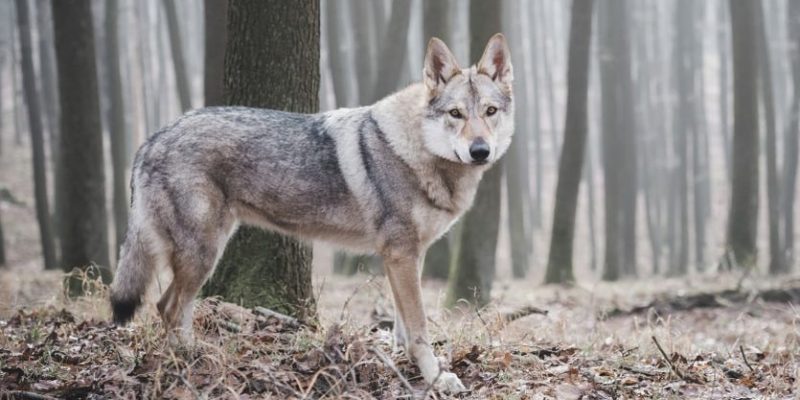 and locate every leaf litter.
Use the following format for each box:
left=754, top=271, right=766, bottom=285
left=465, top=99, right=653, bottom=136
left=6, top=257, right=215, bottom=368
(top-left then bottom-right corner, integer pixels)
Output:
left=1, top=276, right=799, bottom=399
